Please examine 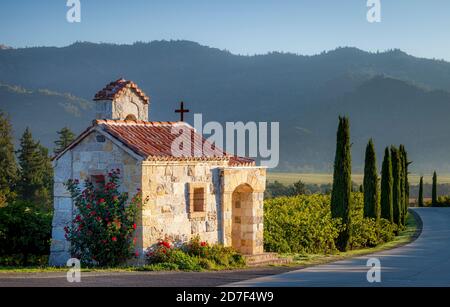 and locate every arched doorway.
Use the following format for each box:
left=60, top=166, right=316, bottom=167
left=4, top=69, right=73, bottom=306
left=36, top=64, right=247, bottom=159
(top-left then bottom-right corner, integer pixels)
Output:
left=231, top=184, right=254, bottom=254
